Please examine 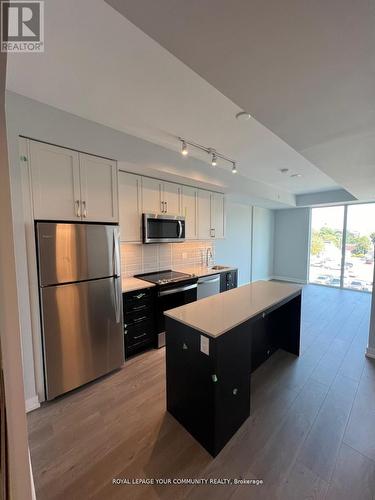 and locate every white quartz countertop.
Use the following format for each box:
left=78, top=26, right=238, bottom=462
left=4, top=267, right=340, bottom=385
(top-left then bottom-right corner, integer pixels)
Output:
left=122, top=277, right=156, bottom=293
left=177, top=265, right=237, bottom=278
left=164, top=280, right=302, bottom=338
left=121, top=265, right=236, bottom=293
